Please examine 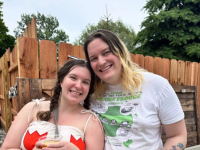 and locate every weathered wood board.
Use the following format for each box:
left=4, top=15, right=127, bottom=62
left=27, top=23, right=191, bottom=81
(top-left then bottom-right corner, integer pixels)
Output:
left=162, top=85, right=200, bottom=147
